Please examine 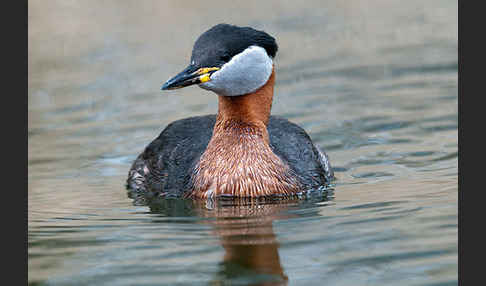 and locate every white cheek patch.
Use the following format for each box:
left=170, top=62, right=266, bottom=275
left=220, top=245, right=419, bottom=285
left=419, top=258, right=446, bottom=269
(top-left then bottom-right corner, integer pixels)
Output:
left=199, top=46, right=273, bottom=96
